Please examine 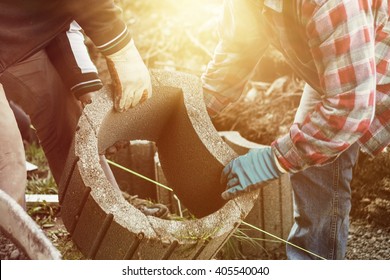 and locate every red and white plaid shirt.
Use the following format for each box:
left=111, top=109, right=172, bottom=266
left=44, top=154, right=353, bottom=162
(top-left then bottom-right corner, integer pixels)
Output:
left=202, top=0, right=390, bottom=172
